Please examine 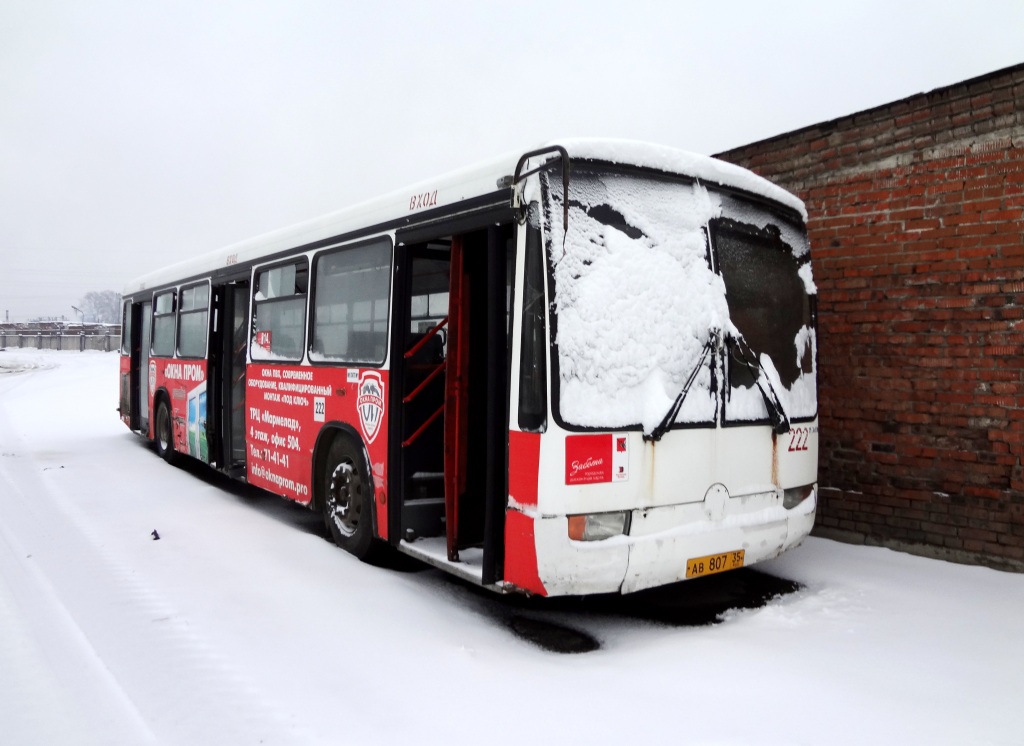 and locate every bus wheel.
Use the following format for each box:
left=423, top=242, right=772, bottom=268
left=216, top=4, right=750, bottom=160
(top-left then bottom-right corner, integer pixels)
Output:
left=322, top=438, right=374, bottom=559
left=154, top=399, right=179, bottom=464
